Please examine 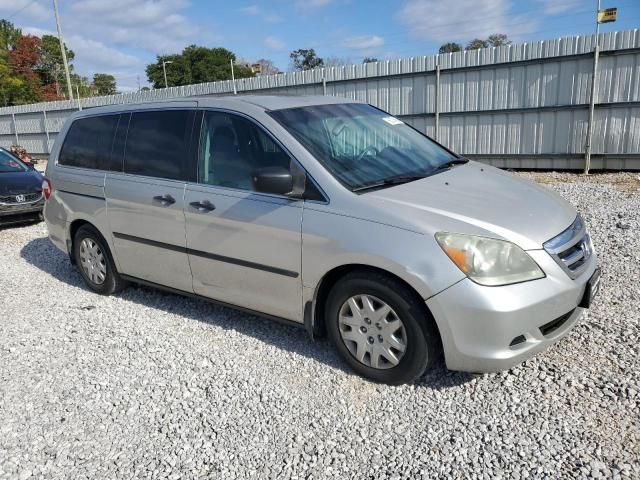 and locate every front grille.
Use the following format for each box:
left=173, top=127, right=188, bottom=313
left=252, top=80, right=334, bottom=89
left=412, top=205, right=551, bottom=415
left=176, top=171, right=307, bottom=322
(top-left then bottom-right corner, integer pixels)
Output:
left=0, top=192, right=42, bottom=205
left=543, top=215, right=592, bottom=279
